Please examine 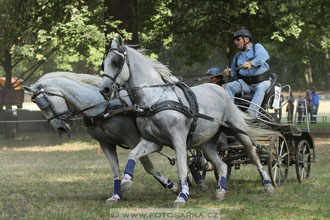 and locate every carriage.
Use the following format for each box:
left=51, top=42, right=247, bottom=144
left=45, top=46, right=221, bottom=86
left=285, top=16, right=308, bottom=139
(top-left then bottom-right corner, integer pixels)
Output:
left=187, top=72, right=315, bottom=187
